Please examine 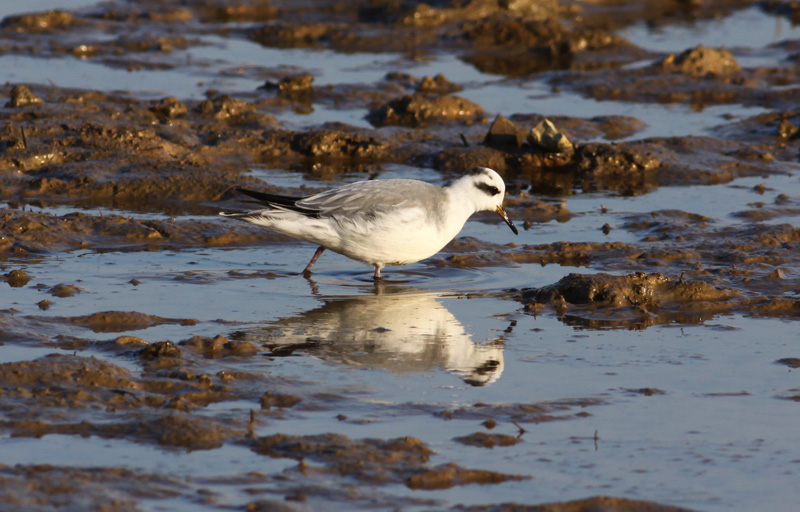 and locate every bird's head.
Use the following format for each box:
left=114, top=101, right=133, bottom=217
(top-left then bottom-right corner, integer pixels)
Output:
left=455, top=166, right=518, bottom=235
